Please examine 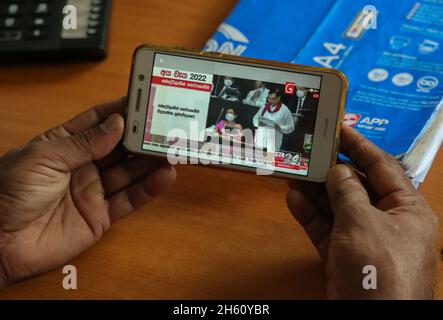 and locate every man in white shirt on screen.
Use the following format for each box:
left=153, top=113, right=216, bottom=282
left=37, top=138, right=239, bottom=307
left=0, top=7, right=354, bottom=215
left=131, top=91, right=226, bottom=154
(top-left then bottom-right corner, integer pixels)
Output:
left=243, top=80, right=269, bottom=107
left=253, top=88, right=294, bottom=152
